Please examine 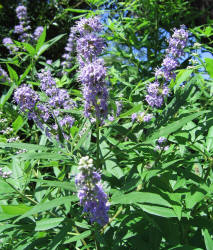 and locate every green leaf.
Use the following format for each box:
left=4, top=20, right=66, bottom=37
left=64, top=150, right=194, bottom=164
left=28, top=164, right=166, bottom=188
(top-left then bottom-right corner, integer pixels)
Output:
left=37, top=34, right=65, bottom=57
left=12, top=157, right=24, bottom=189
left=48, top=222, right=73, bottom=250
left=205, top=58, right=213, bottom=78
left=0, top=224, right=19, bottom=234
left=168, top=244, right=203, bottom=250
left=0, top=142, right=57, bottom=151
left=16, top=152, right=66, bottom=160
left=111, top=191, right=171, bottom=207
left=35, top=217, right=64, bottom=231
left=185, top=187, right=207, bottom=209
left=74, top=126, right=91, bottom=152
left=119, top=104, right=142, bottom=118
left=0, top=213, right=18, bottom=222
left=0, top=83, right=15, bottom=108
left=145, top=111, right=208, bottom=143
left=19, top=64, right=32, bottom=85
left=0, top=180, right=14, bottom=194
left=36, top=27, right=46, bottom=52
left=15, top=196, right=78, bottom=222
left=173, top=69, right=193, bottom=88
left=138, top=204, right=177, bottom=218
left=65, top=8, right=92, bottom=13
left=202, top=229, right=213, bottom=250
left=64, top=230, right=91, bottom=244
left=1, top=204, right=31, bottom=215
left=206, top=126, right=213, bottom=152
left=22, top=42, right=36, bottom=56
left=12, top=115, right=25, bottom=132
left=7, top=65, right=18, bottom=82
left=31, top=179, right=76, bottom=191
